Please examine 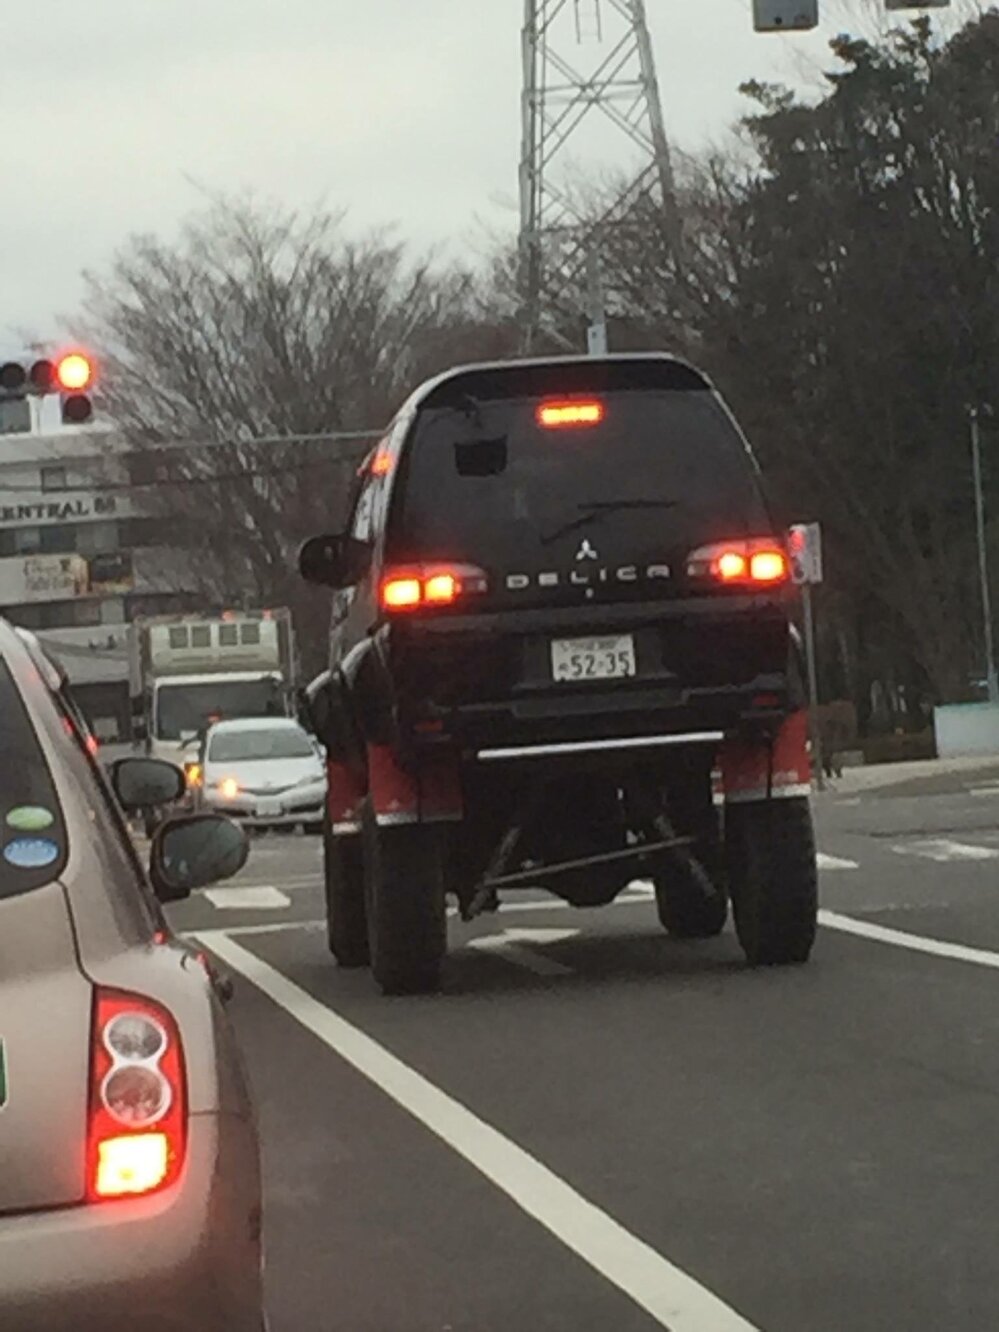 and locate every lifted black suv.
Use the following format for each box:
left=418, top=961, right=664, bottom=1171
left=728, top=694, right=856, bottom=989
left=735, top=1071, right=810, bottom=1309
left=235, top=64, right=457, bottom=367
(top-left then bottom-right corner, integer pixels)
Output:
left=301, top=354, right=818, bottom=994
